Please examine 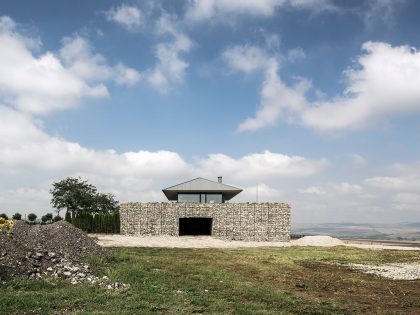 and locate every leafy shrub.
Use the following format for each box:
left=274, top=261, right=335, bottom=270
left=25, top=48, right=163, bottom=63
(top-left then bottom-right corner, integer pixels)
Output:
left=27, top=213, right=37, bottom=224
left=0, top=216, right=14, bottom=235
left=12, top=213, right=22, bottom=220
